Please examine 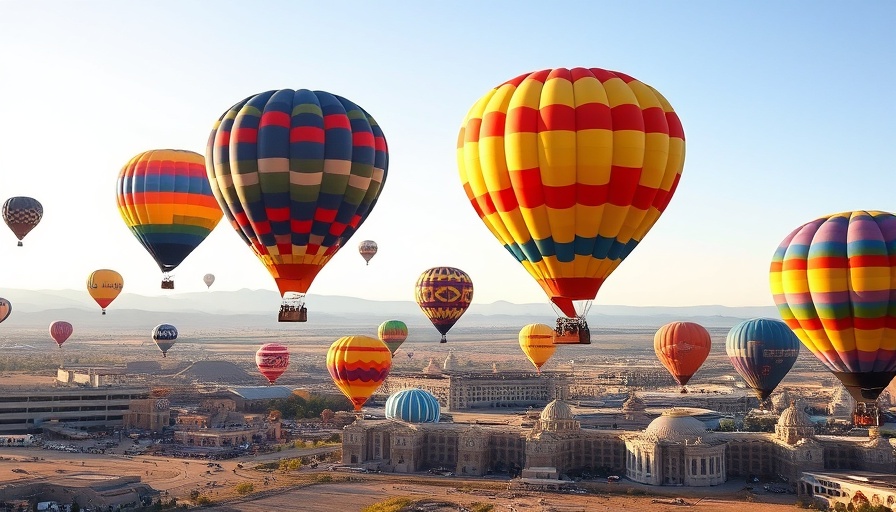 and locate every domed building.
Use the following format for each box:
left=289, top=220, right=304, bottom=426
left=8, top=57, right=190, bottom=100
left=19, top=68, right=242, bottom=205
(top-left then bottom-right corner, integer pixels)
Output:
left=776, top=401, right=814, bottom=445
left=385, top=389, right=440, bottom=423
left=623, top=409, right=726, bottom=486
